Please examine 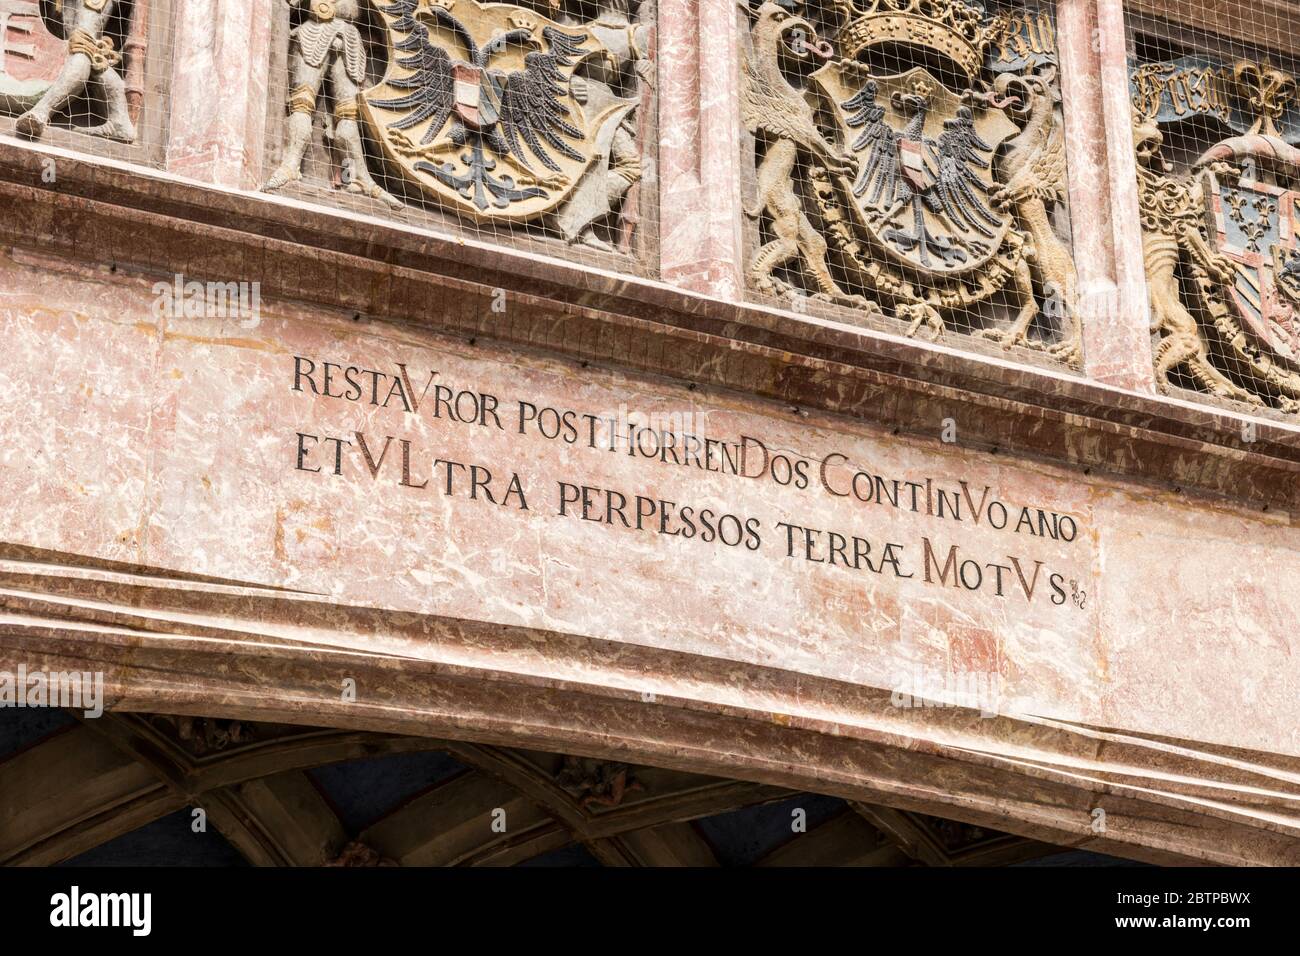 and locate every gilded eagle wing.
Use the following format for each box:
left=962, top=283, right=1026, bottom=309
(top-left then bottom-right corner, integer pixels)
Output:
left=367, top=22, right=455, bottom=145
left=843, top=81, right=906, bottom=209
left=496, top=27, right=586, bottom=172
left=926, top=108, right=1002, bottom=237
